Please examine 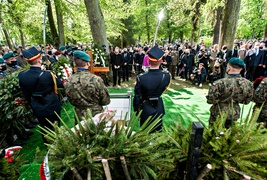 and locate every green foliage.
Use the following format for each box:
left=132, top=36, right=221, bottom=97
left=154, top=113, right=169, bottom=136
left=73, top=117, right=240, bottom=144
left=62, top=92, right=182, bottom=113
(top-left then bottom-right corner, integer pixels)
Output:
left=0, top=72, right=34, bottom=147
left=44, top=110, right=174, bottom=179
left=0, top=151, right=25, bottom=179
